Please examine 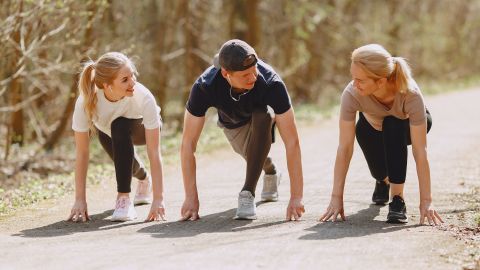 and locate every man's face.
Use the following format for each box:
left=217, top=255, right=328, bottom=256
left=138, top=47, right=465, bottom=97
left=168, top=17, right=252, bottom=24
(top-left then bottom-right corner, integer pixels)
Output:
left=223, top=65, right=258, bottom=90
